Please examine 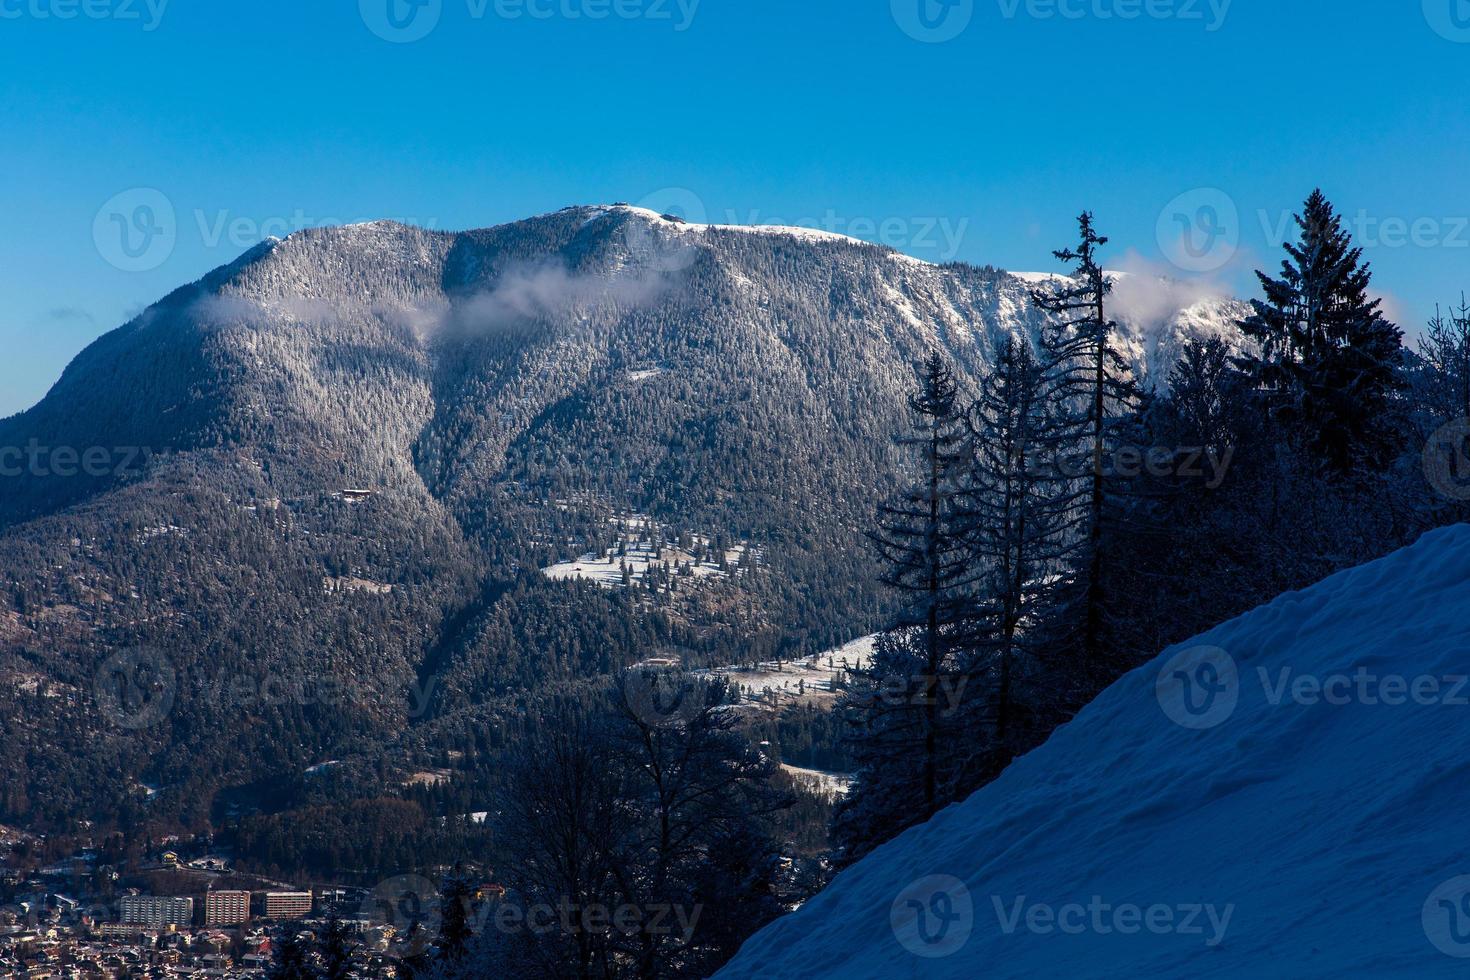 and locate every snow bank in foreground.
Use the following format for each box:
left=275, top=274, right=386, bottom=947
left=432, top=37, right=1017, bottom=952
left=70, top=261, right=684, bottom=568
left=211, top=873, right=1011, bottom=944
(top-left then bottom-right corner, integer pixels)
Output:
left=719, top=524, right=1470, bottom=978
